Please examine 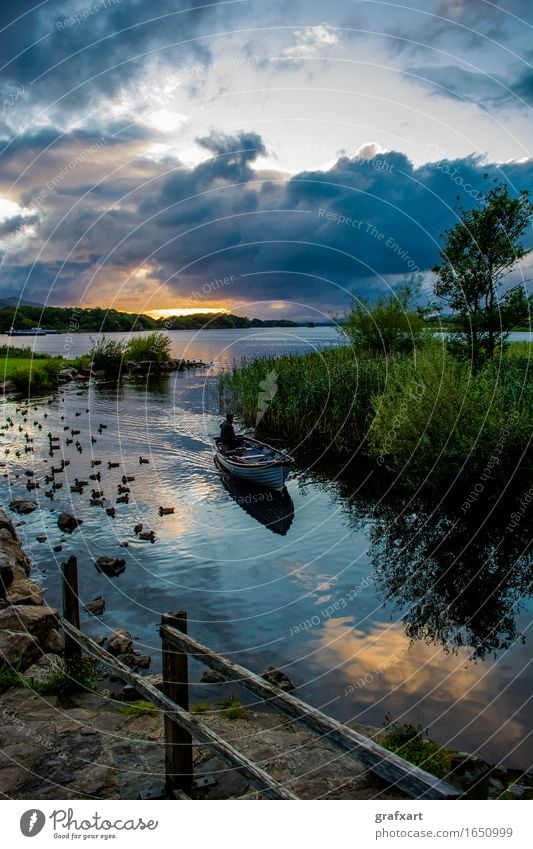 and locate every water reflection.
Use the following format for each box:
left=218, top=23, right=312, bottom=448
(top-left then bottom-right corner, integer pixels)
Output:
left=344, top=486, right=532, bottom=660
left=216, top=470, right=295, bottom=536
